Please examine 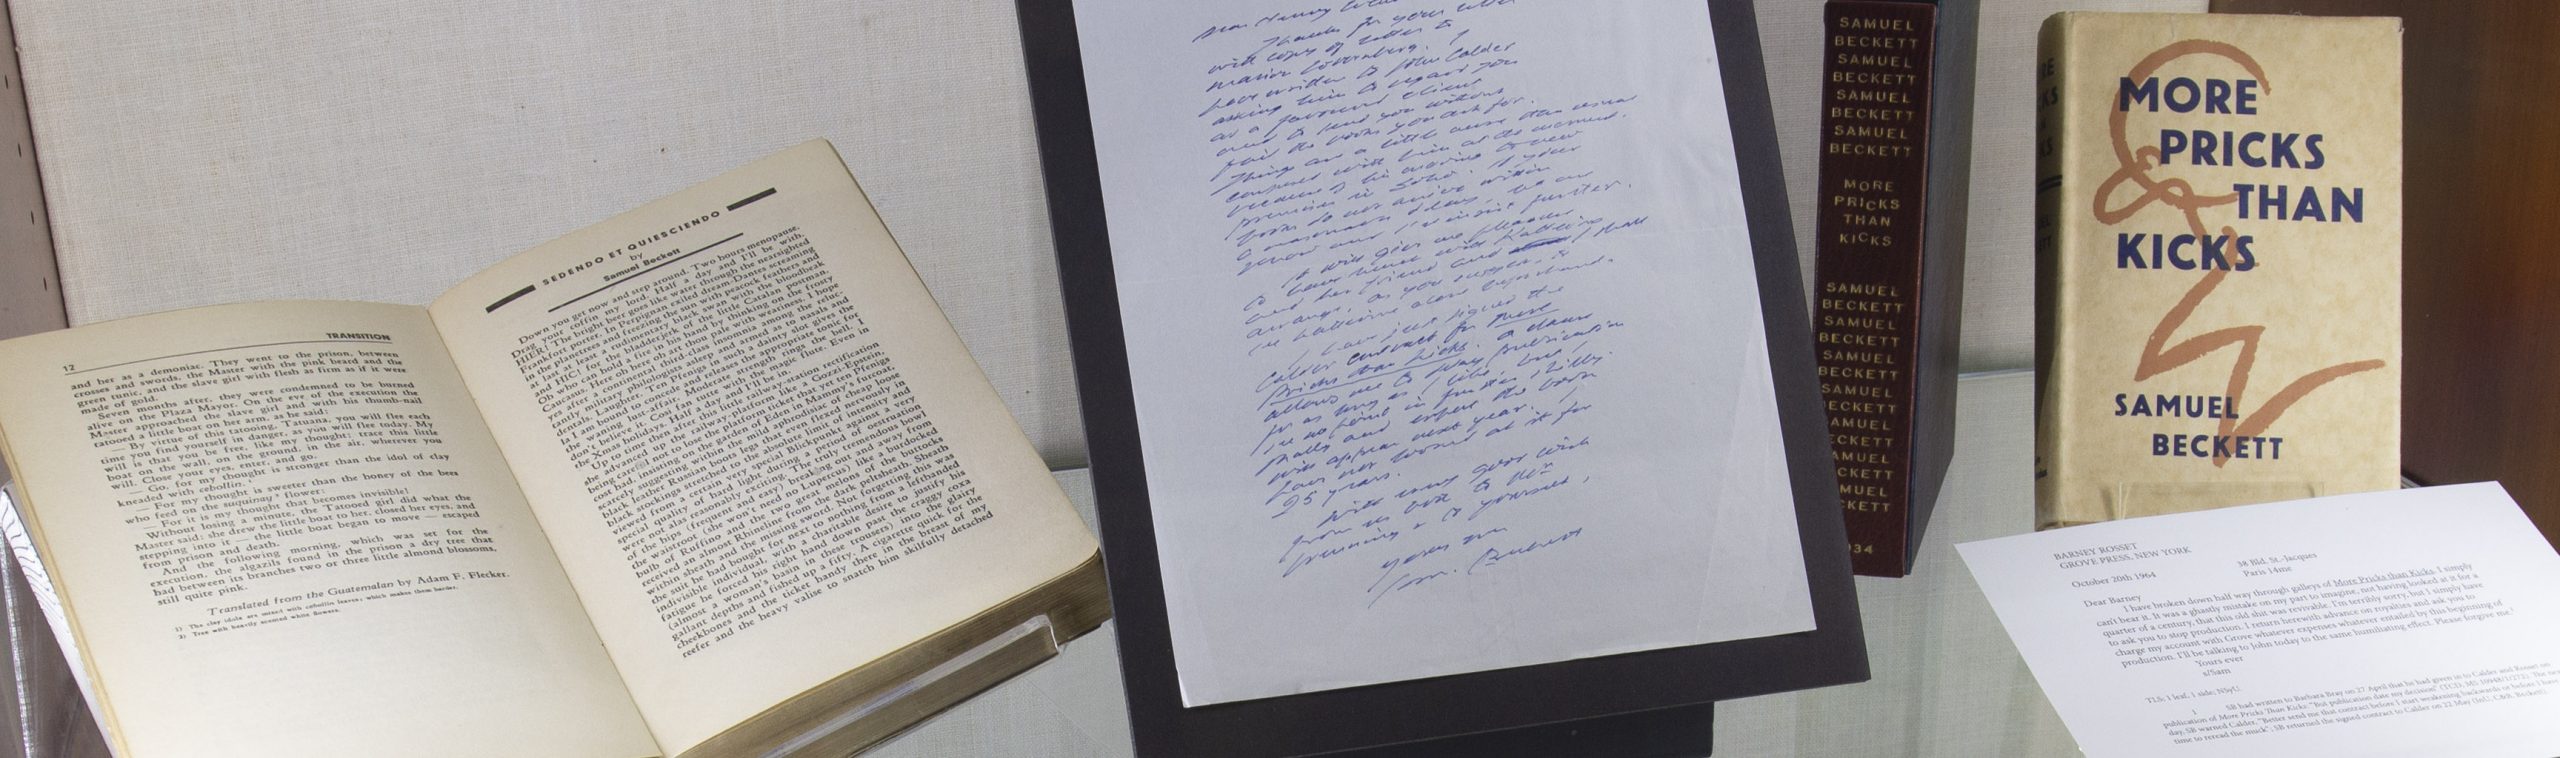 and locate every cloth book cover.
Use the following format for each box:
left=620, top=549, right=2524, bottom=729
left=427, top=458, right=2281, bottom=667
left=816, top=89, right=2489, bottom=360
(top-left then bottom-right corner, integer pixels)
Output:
left=1810, top=0, right=1975, bottom=577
